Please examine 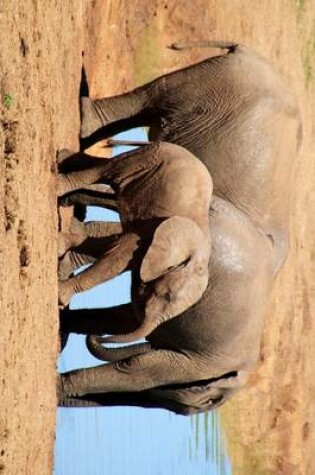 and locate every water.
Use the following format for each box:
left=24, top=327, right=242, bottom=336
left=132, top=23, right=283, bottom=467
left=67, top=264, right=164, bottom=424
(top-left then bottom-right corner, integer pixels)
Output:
left=54, top=130, right=231, bottom=475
